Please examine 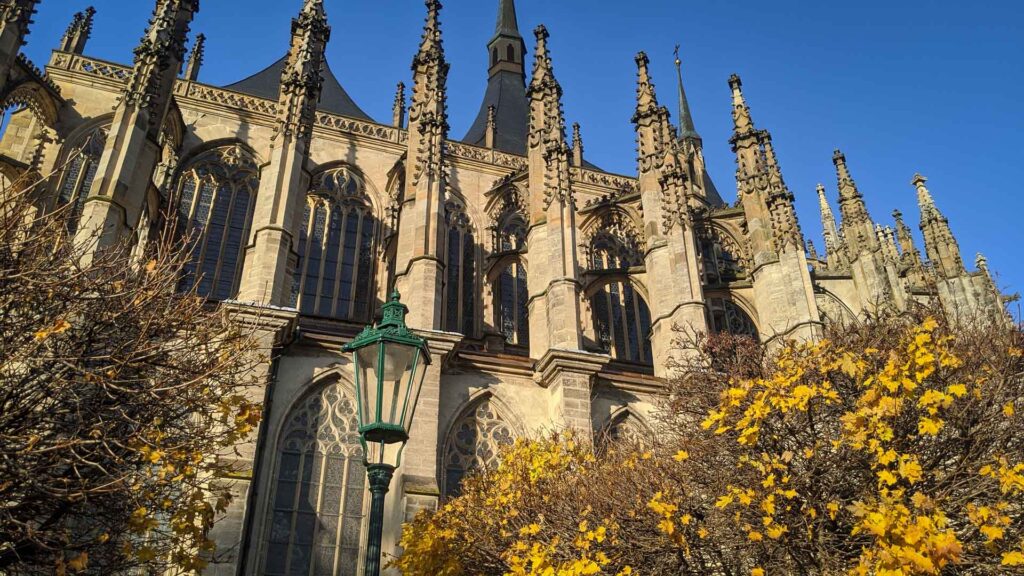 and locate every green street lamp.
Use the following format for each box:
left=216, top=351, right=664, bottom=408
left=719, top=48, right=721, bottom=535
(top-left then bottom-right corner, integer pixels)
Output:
left=342, top=291, right=431, bottom=576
